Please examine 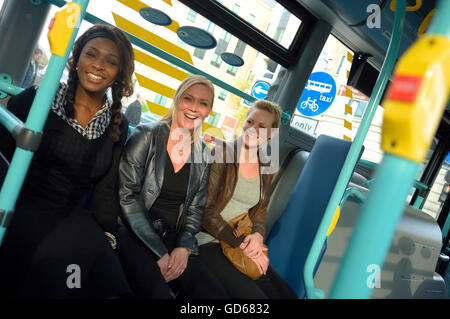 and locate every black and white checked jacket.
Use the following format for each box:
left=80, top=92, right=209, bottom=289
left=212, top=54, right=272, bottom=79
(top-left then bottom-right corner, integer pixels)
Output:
left=51, top=83, right=111, bottom=140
